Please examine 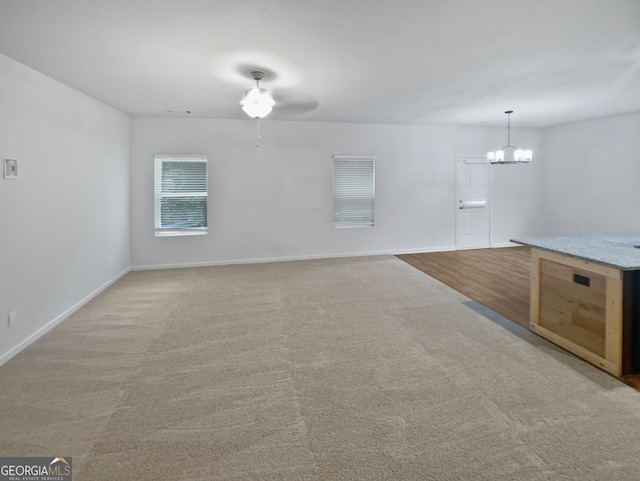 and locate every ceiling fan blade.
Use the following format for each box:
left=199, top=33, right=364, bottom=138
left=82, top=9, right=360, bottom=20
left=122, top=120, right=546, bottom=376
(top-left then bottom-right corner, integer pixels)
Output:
left=271, top=88, right=319, bottom=117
